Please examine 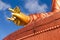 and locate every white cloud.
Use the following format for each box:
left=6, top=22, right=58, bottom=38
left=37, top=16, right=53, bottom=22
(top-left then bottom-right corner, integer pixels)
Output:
left=25, top=0, right=48, bottom=13
left=0, top=0, right=11, bottom=11
left=0, top=0, right=11, bottom=23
